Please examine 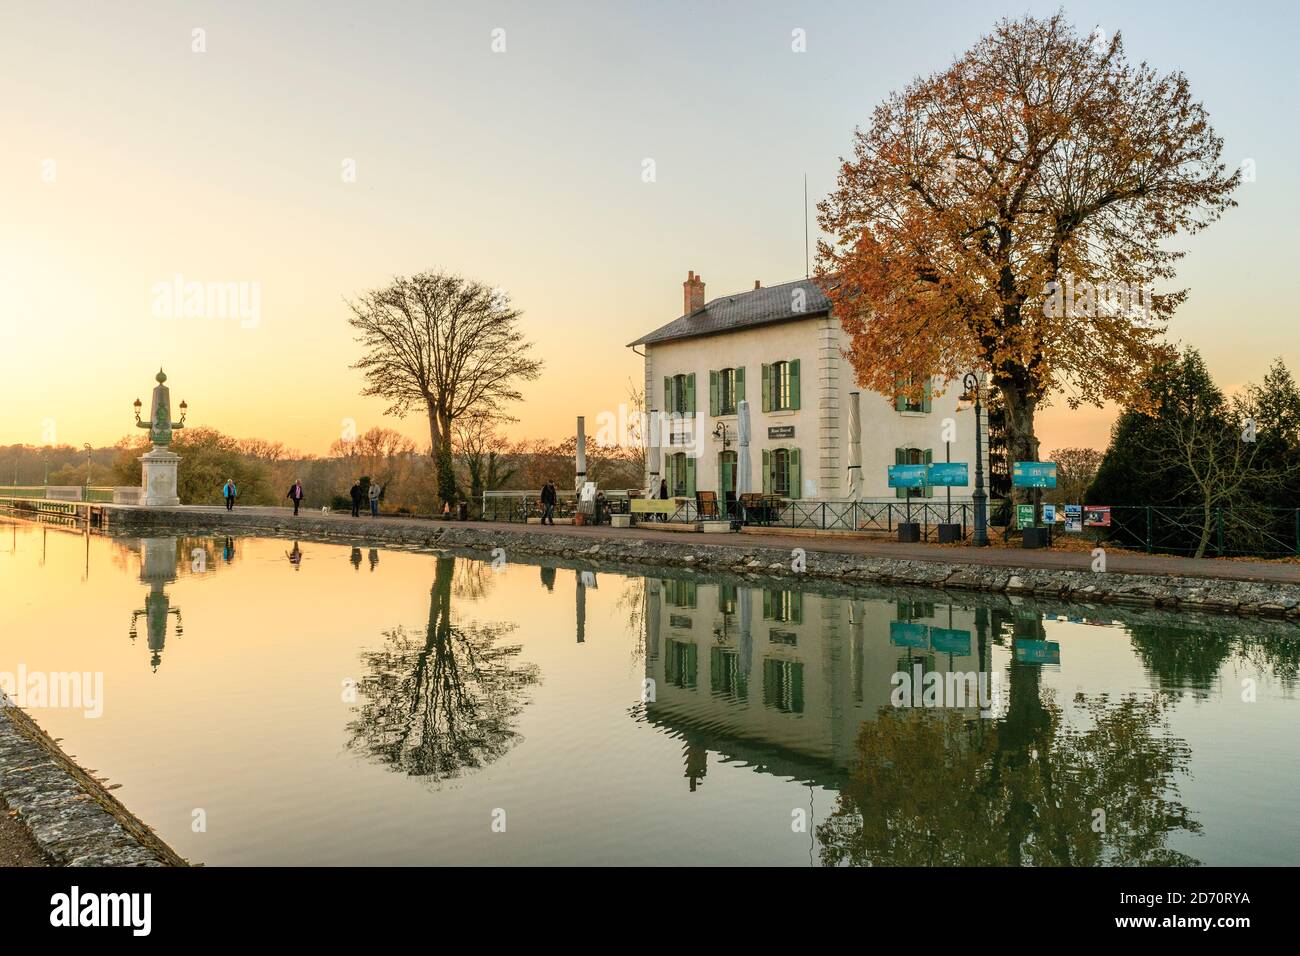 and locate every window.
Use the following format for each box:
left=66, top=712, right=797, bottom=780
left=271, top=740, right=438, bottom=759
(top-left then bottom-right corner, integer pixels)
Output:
left=763, top=659, right=804, bottom=713
left=717, top=583, right=737, bottom=615
left=718, top=450, right=737, bottom=496
left=664, top=578, right=697, bottom=608
left=894, top=373, right=933, bottom=413
left=763, top=589, right=803, bottom=623
left=666, top=639, right=698, bottom=689
left=710, top=367, right=744, bottom=416
left=770, top=630, right=797, bottom=647
left=895, top=447, right=934, bottom=499
left=761, top=360, right=800, bottom=412
left=667, top=451, right=694, bottom=497
left=762, top=447, right=801, bottom=499
left=663, top=373, right=696, bottom=414
left=710, top=647, right=748, bottom=700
